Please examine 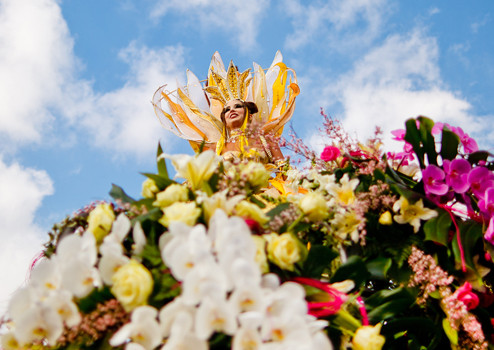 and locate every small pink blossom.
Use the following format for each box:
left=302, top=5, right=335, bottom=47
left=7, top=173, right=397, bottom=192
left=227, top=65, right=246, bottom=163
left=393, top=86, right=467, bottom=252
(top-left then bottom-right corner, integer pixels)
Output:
left=321, top=146, right=341, bottom=162
left=456, top=282, right=479, bottom=310
left=391, top=129, right=405, bottom=141
left=422, top=165, right=449, bottom=196
left=484, top=217, right=494, bottom=245
left=443, top=159, right=471, bottom=193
